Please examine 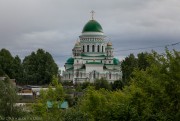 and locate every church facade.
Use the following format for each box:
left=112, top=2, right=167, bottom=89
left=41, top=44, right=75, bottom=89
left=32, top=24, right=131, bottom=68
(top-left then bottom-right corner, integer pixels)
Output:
left=62, top=16, right=122, bottom=83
